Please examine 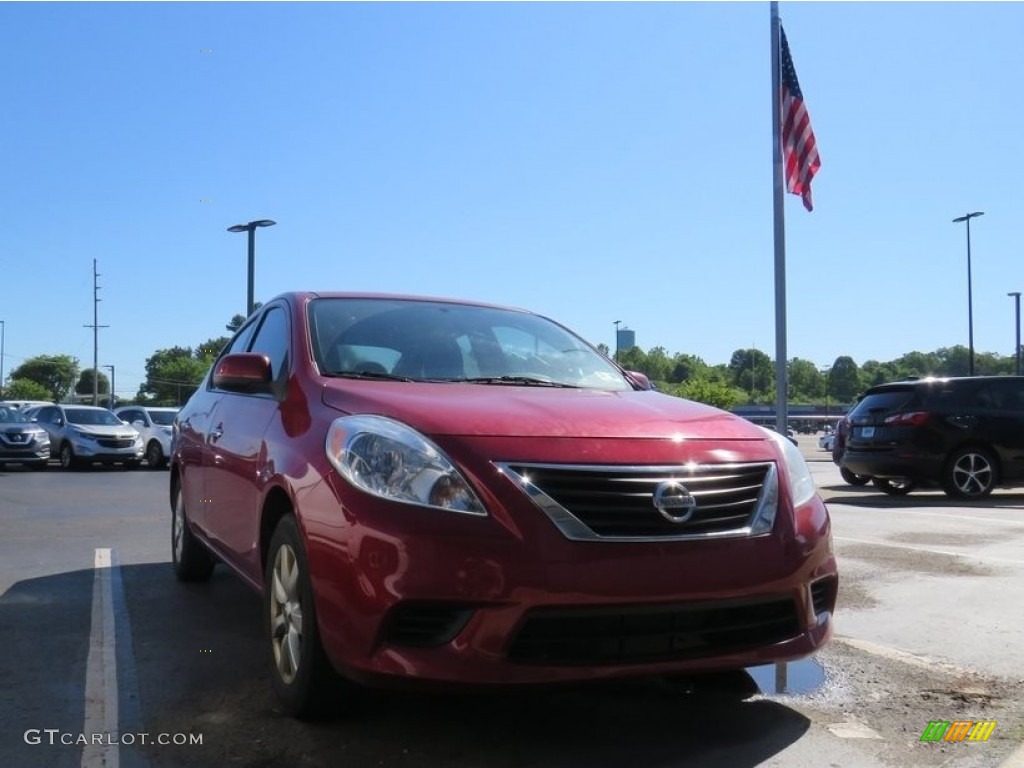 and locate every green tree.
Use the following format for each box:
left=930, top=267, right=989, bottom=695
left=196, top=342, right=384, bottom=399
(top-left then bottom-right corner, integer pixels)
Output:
left=196, top=336, right=231, bottom=364
left=787, top=358, right=823, bottom=403
left=225, top=302, right=263, bottom=333
left=829, top=356, right=862, bottom=402
left=672, top=377, right=743, bottom=410
left=10, top=355, right=80, bottom=402
left=5, top=378, right=52, bottom=401
left=137, top=347, right=207, bottom=405
left=75, top=369, right=110, bottom=396
left=668, top=354, right=708, bottom=384
left=728, top=348, right=774, bottom=403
